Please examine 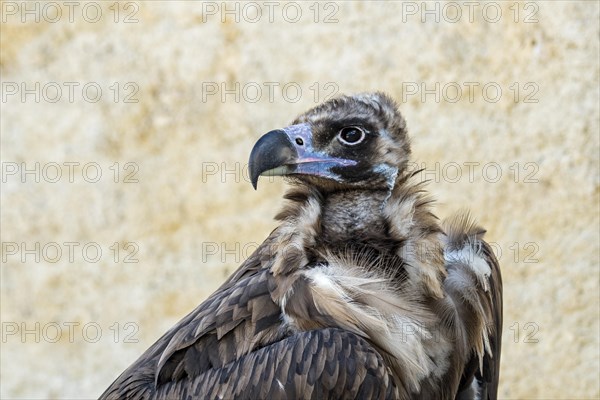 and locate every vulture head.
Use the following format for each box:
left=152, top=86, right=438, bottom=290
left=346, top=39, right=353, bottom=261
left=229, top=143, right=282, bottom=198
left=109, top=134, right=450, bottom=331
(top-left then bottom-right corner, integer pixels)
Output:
left=249, top=92, right=411, bottom=191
